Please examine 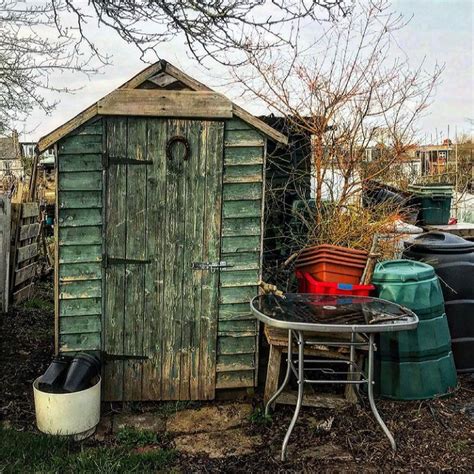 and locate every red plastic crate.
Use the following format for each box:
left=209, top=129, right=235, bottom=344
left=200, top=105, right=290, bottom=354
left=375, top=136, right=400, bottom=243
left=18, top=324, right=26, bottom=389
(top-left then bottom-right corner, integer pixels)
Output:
left=295, top=270, right=375, bottom=296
